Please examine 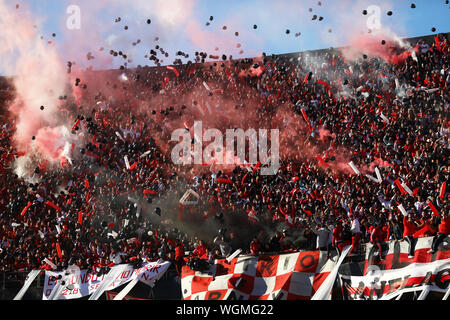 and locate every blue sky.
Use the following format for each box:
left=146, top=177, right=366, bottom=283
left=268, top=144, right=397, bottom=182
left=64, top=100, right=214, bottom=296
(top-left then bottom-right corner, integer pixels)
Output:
left=7, top=0, right=450, bottom=70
